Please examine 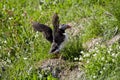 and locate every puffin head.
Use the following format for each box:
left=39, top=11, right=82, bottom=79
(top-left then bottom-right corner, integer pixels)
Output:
left=59, top=24, right=71, bottom=31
